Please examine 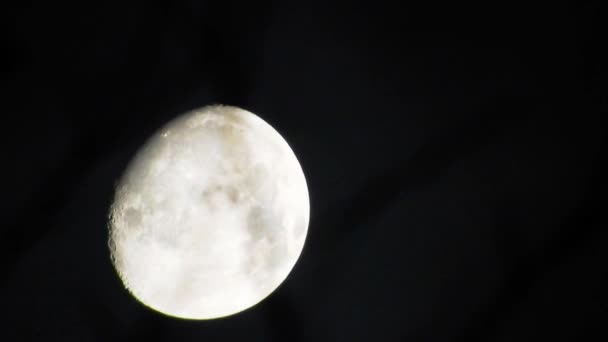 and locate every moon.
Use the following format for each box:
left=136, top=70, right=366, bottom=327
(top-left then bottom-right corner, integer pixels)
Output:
left=108, top=105, right=309, bottom=319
